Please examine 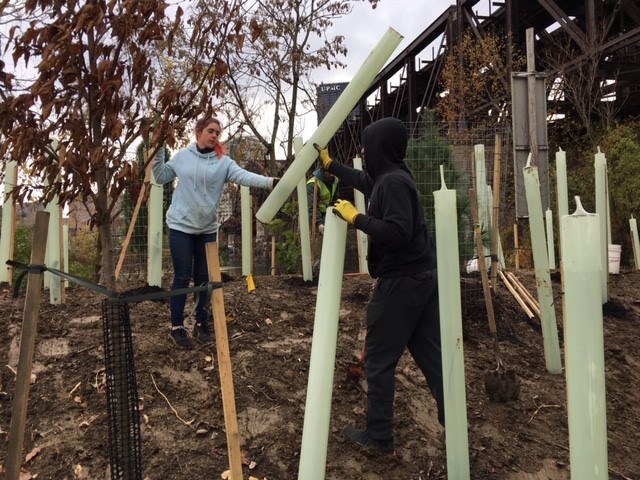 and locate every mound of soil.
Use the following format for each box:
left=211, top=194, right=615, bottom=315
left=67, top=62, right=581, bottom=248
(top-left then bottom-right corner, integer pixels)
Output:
left=1, top=269, right=639, bottom=479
